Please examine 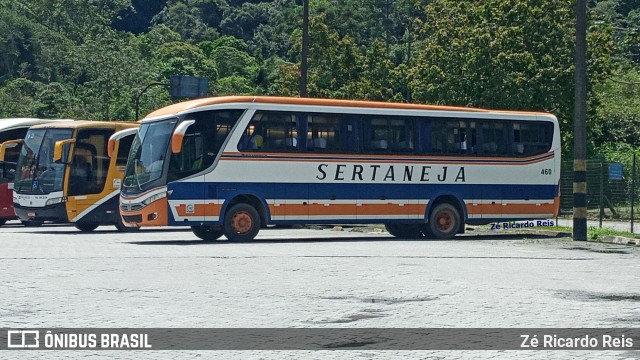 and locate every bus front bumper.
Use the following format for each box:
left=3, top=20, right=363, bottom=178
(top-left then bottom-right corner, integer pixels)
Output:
left=14, top=202, right=68, bottom=223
